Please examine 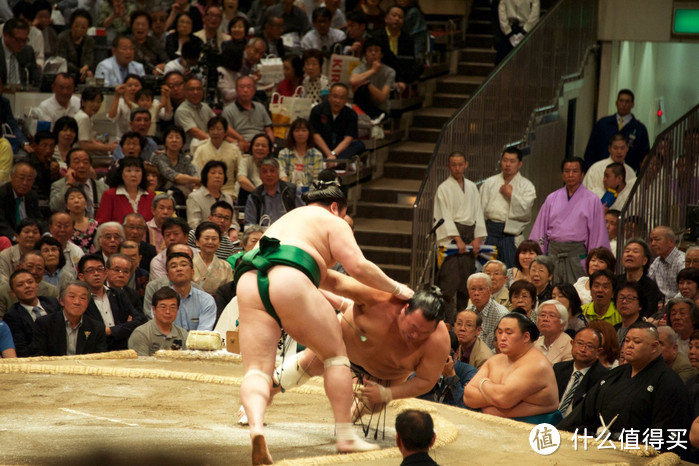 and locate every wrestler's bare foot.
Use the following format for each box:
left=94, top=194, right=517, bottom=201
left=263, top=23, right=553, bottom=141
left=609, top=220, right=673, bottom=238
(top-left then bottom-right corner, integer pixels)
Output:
left=251, top=434, right=273, bottom=465
left=336, top=436, right=380, bottom=453
left=237, top=405, right=249, bottom=425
